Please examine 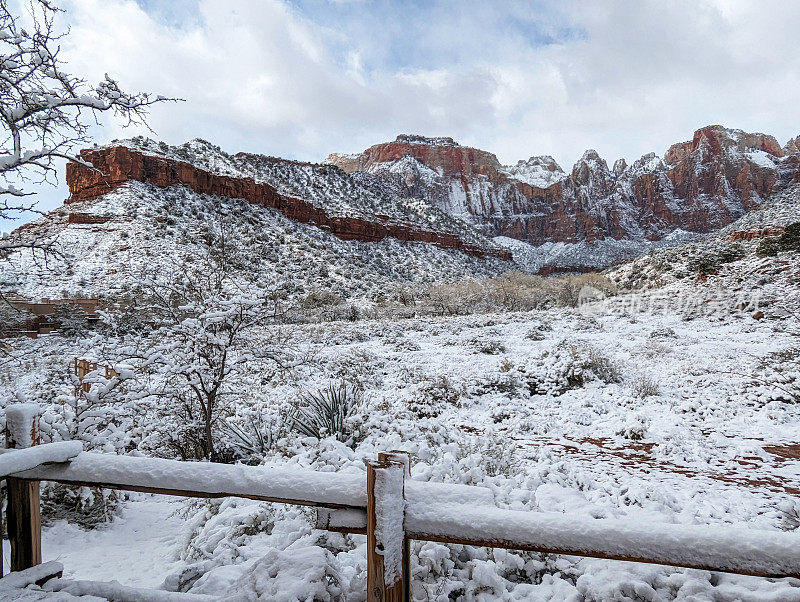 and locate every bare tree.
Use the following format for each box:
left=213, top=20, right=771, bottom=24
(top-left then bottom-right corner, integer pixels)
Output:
left=137, top=231, right=298, bottom=462
left=0, top=0, right=175, bottom=235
